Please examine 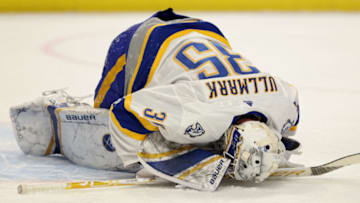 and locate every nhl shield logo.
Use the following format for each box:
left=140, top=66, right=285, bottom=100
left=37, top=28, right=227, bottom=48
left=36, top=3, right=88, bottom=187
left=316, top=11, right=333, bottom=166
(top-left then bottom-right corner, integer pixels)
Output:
left=185, top=122, right=205, bottom=138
